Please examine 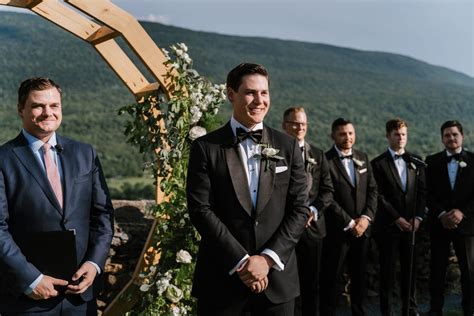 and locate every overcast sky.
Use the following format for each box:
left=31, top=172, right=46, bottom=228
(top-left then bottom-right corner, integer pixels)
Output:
left=2, top=0, right=473, bottom=77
